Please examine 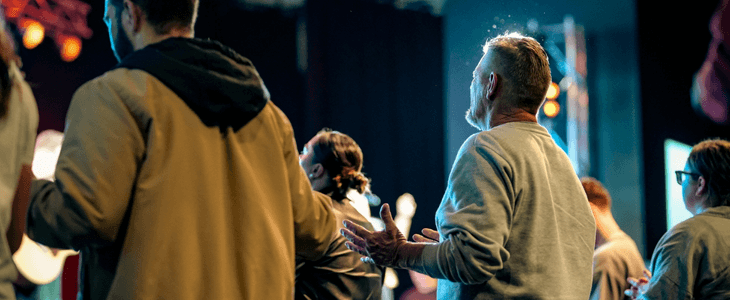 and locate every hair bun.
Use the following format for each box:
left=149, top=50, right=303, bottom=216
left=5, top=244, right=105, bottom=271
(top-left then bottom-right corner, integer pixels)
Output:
left=350, top=171, right=370, bottom=194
